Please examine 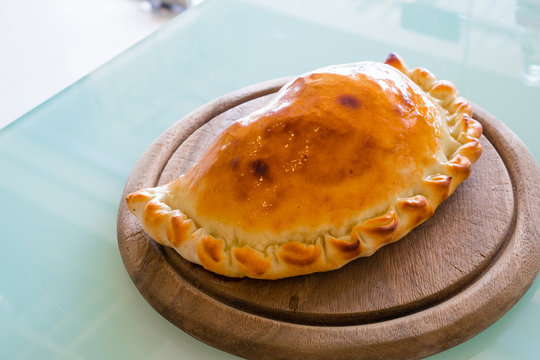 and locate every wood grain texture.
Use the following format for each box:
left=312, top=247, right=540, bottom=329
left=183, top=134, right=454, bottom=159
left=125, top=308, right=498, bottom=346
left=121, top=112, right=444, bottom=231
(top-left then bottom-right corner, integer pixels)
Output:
left=117, top=79, right=540, bottom=360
